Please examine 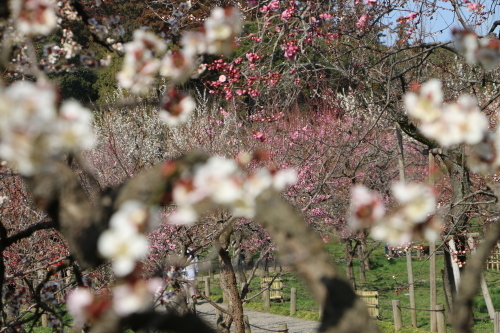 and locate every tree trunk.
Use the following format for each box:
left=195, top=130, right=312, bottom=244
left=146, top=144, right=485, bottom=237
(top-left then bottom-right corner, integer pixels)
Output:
left=344, top=240, right=357, bottom=290
left=358, top=245, right=366, bottom=284
left=218, top=226, right=245, bottom=333
left=360, top=235, right=370, bottom=271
